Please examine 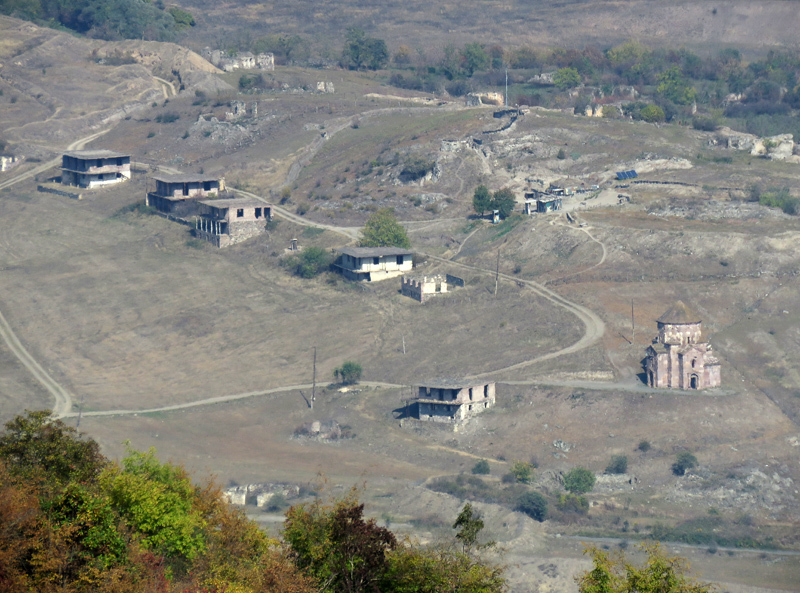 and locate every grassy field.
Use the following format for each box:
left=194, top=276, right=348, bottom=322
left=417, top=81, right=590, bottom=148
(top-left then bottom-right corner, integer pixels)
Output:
left=2, top=21, right=800, bottom=590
